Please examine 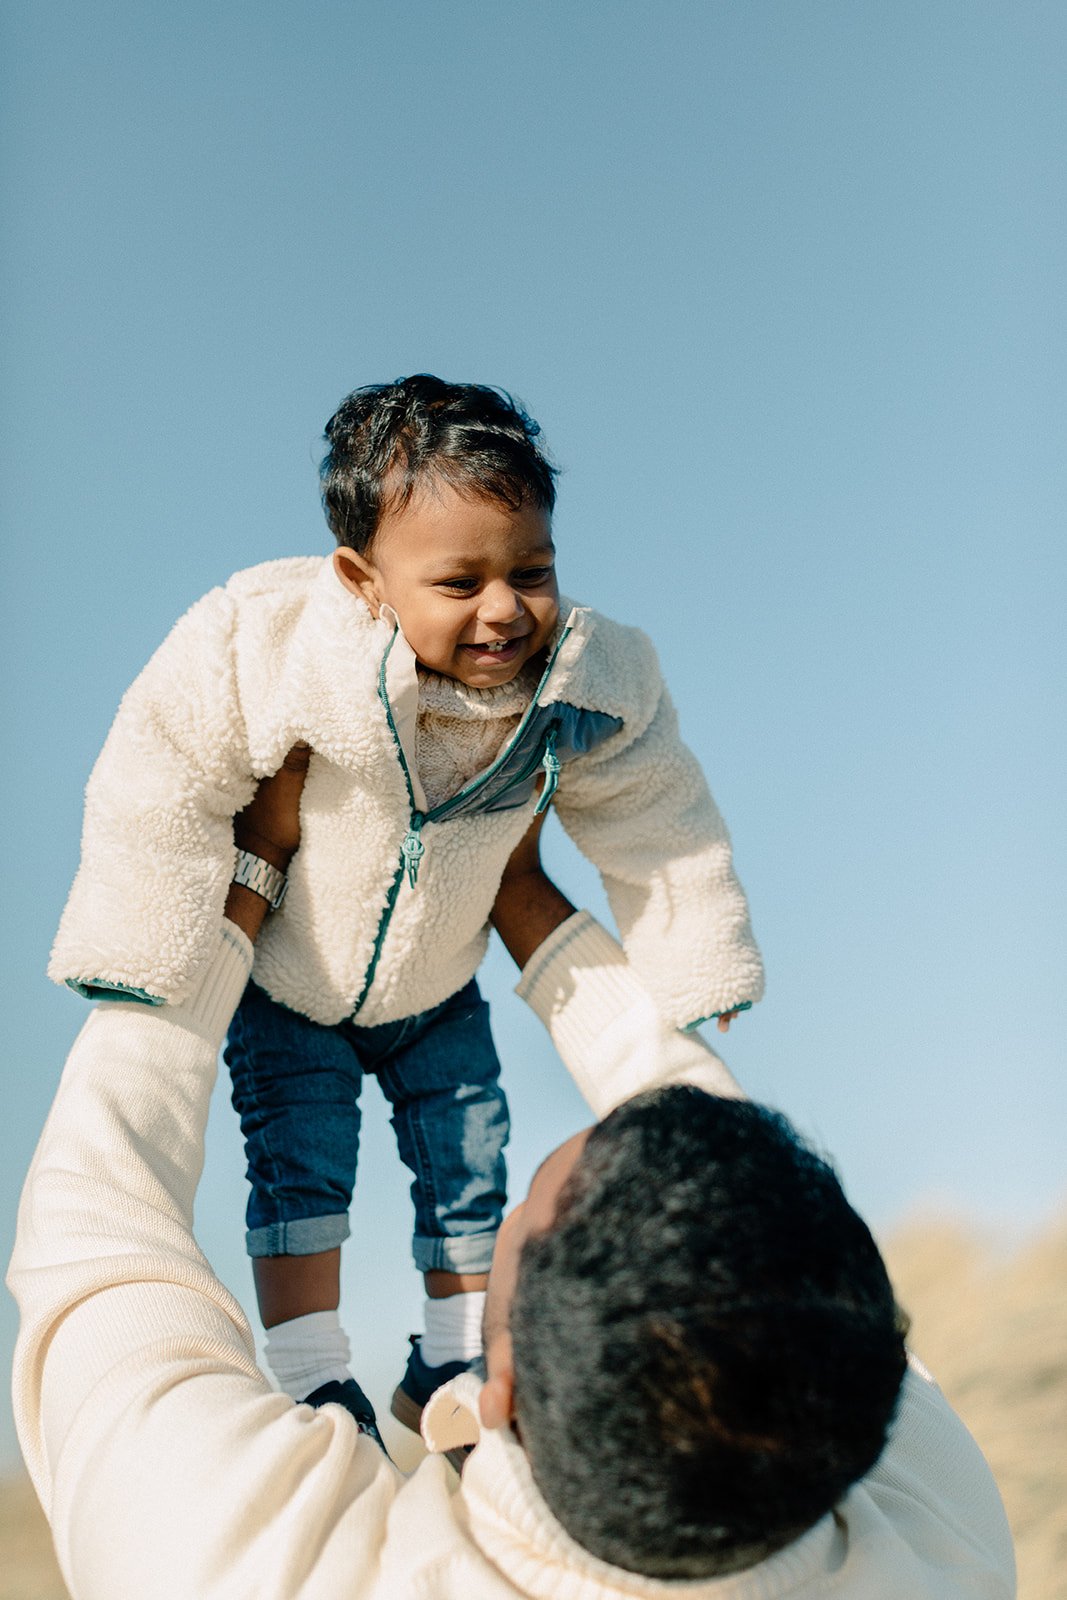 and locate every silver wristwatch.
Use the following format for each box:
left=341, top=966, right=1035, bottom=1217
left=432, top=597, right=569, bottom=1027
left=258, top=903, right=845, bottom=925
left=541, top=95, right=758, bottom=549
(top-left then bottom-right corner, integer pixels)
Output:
left=232, top=849, right=289, bottom=910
